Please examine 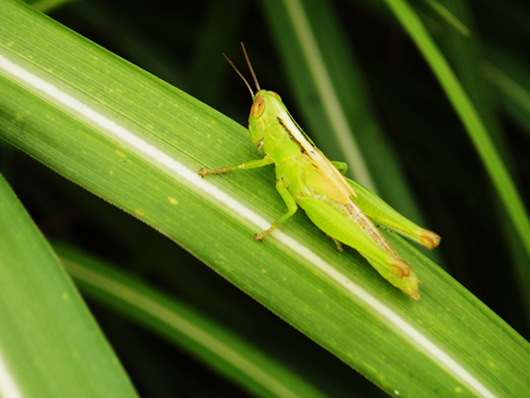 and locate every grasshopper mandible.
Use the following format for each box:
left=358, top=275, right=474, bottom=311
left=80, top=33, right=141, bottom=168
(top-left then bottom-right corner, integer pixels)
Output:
left=199, top=43, right=440, bottom=300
